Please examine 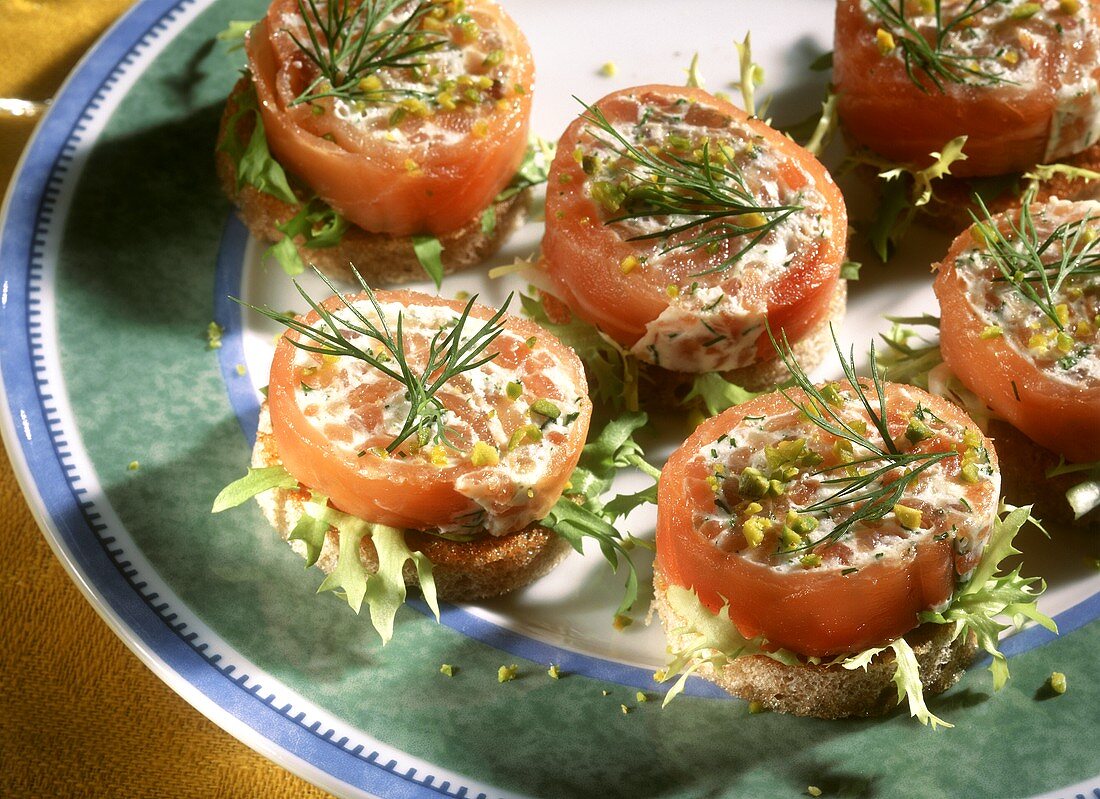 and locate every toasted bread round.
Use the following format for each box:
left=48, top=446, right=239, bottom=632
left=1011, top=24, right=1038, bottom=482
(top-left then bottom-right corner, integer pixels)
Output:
left=652, top=567, right=977, bottom=719
left=987, top=419, right=1099, bottom=529
left=251, top=403, right=571, bottom=601
left=640, top=279, right=848, bottom=408
left=216, top=77, right=531, bottom=285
